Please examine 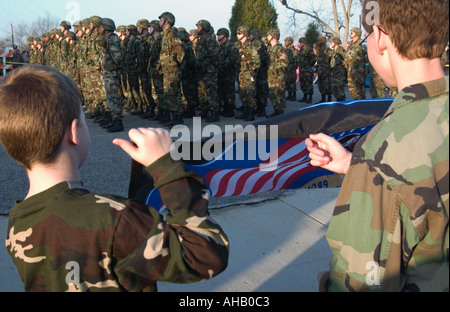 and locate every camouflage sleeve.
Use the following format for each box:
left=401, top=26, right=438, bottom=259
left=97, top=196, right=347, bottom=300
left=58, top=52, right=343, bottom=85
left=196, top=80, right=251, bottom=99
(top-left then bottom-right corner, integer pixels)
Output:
left=112, top=153, right=229, bottom=287
left=325, top=81, right=449, bottom=292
